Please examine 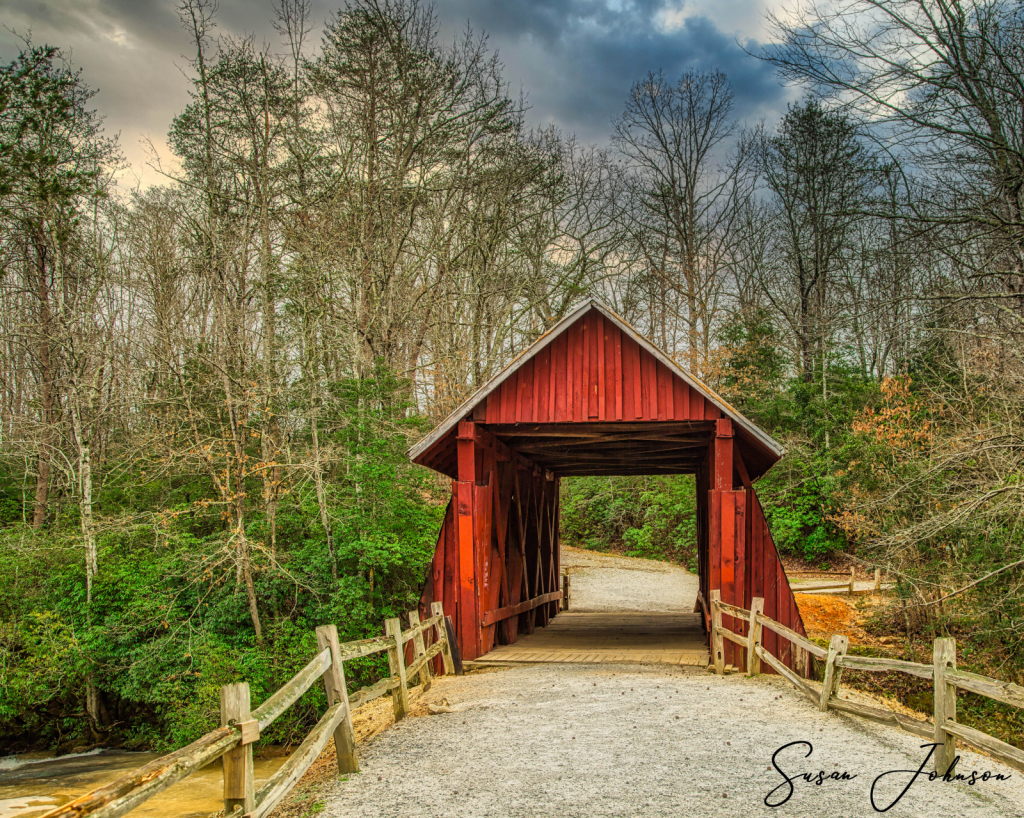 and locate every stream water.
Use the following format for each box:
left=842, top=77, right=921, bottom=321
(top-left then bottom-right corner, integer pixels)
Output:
left=0, top=749, right=287, bottom=818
